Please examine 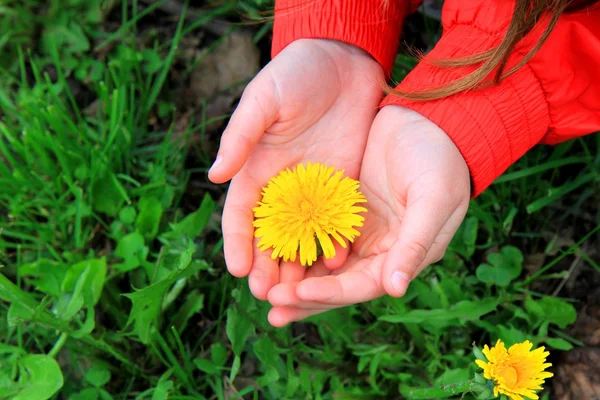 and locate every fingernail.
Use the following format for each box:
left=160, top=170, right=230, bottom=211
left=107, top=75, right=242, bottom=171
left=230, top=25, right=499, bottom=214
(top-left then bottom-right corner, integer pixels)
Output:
left=209, top=155, right=222, bottom=173
left=391, top=271, right=410, bottom=295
